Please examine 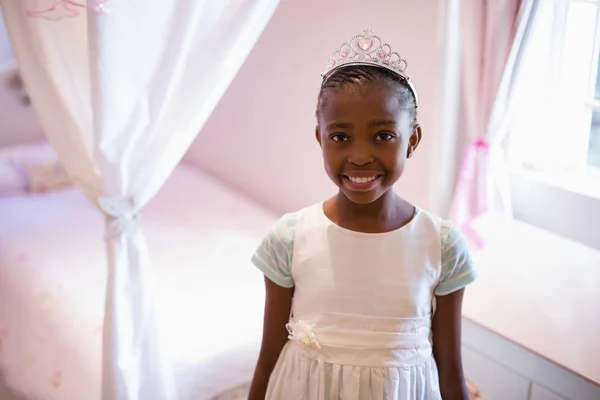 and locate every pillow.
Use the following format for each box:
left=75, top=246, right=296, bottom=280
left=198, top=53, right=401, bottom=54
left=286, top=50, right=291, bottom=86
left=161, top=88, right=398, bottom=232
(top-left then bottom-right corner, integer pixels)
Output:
left=0, top=141, right=72, bottom=194
left=23, top=161, right=72, bottom=193
left=0, top=140, right=58, bottom=165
